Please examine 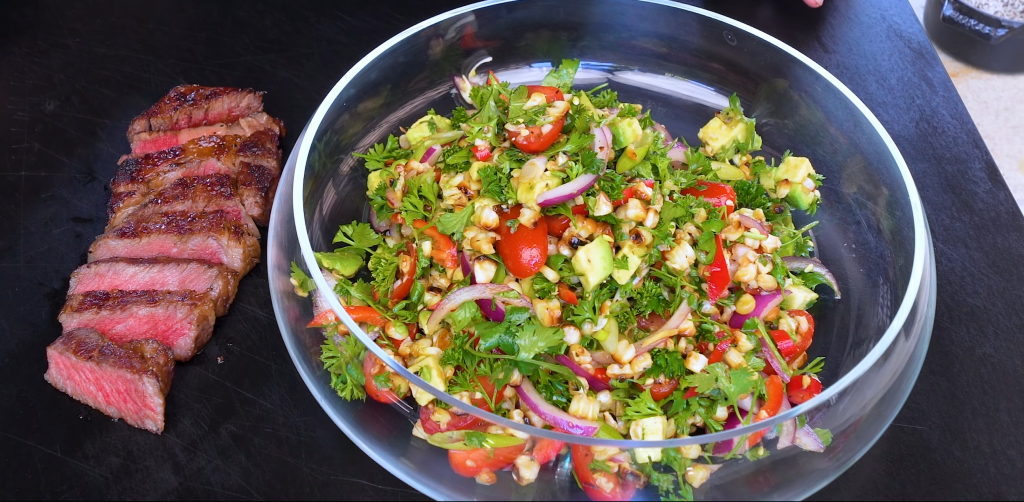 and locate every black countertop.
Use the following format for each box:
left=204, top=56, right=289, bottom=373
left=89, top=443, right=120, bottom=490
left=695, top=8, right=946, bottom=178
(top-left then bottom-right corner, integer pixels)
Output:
left=3, top=0, right=1024, bottom=500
